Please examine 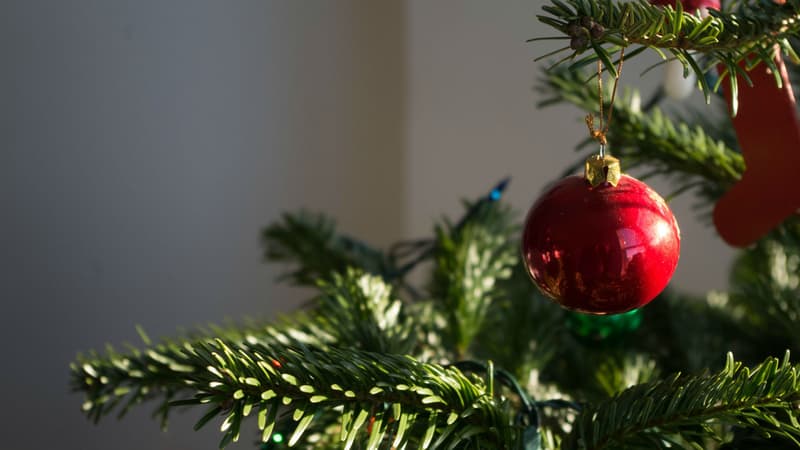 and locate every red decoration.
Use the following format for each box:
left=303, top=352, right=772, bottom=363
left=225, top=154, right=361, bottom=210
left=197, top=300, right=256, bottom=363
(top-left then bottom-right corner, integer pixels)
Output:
left=522, top=175, right=680, bottom=315
left=650, top=0, right=796, bottom=246
left=714, top=52, right=800, bottom=247
left=649, top=0, right=720, bottom=13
